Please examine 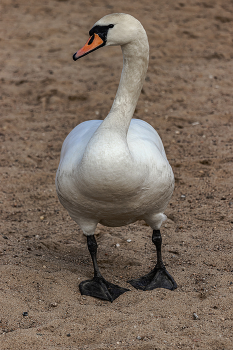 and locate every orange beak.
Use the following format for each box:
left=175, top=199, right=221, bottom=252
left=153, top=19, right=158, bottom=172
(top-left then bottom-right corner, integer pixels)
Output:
left=73, top=33, right=104, bottom=61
